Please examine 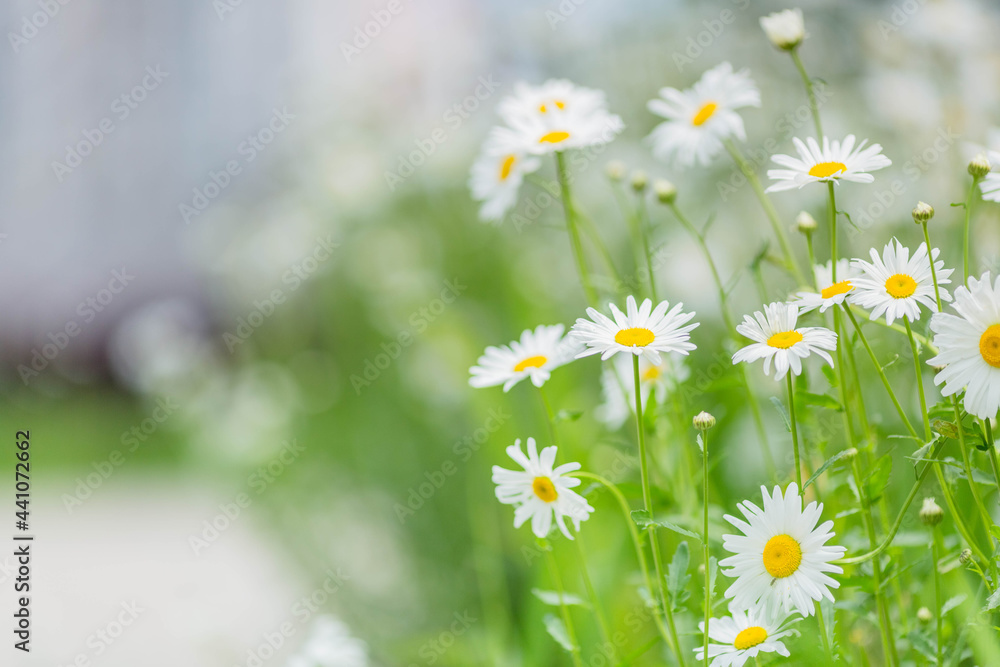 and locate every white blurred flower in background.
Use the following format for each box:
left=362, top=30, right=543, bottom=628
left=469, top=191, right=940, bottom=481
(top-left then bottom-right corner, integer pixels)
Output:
left=596, top=352, right=689, bottom=429
left=287, top=616, right=368, bottom=667
left=759, top=8, right=806, bottom=51
left=647, top=62, right=761, bottom=168
left=468, top=126, right=541, bottom=222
